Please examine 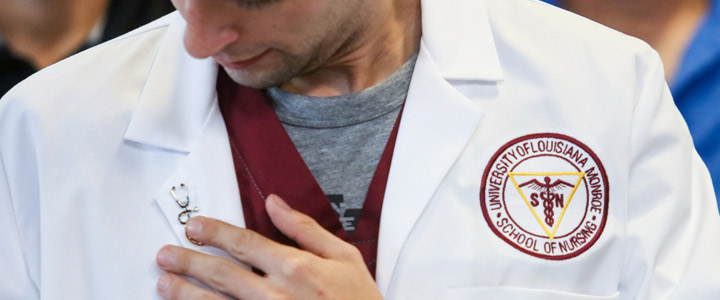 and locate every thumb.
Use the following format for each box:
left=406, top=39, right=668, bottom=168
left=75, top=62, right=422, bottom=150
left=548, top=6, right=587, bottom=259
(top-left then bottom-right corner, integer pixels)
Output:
left=265, top=194, right=355, bottom=259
